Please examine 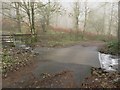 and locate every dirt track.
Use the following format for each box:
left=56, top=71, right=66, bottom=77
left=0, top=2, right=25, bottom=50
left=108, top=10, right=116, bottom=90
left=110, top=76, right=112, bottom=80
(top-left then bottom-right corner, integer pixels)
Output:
left=2, top=41, right=105, bottom=88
